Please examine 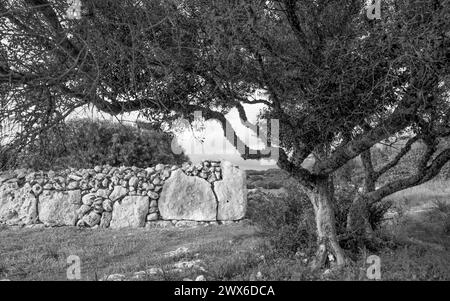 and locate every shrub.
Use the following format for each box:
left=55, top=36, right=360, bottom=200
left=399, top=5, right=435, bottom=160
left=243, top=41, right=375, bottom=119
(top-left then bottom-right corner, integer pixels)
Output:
left=430, top=199, right=450, bottom=235
left=246, top=186, right=316, bottom=257
left=432, top=199, right=450, bottom=214
left=1, top=118, right=188, bottom=171
left=334, top=183, right=394, bottom=254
